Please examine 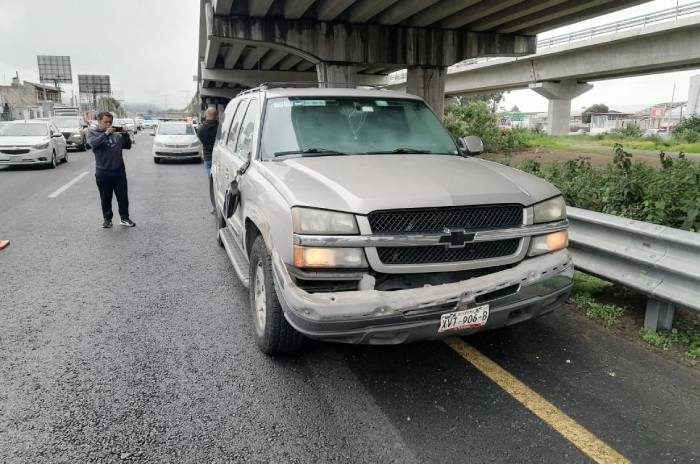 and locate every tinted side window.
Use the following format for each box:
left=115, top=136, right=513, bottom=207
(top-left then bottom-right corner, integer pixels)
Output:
left=226, top=99, right=250, bottom=152
left=234, top=98, right=259, bottom=159
left=216, top=100, right=239, bottom=146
